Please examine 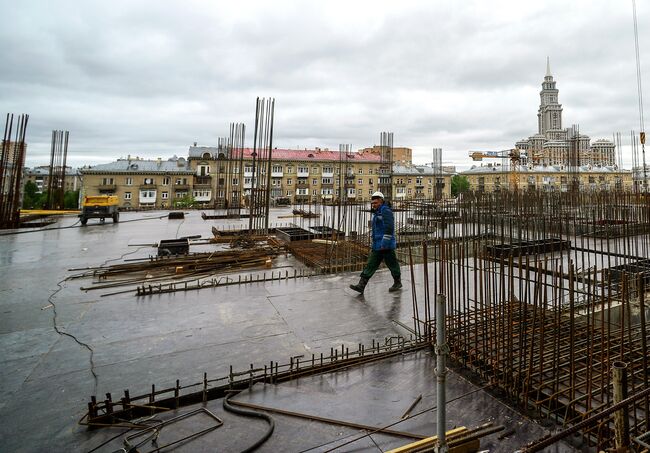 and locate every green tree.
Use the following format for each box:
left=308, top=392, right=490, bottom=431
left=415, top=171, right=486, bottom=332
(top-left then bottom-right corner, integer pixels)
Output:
left=64, top=190, right=80, bottom=209
left=22, top=181, right=48, bottom=209
left=451, top=175, right=470, bottom=196
left=173, top=194, right=195, bottom=208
